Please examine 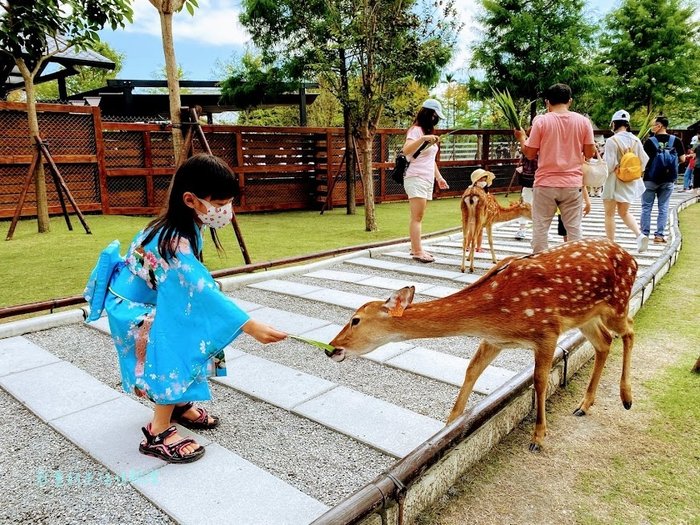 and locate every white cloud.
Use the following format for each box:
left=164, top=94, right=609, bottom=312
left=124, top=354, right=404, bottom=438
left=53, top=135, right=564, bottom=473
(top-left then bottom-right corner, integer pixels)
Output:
left=125, top=0, right=250, bottom=47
